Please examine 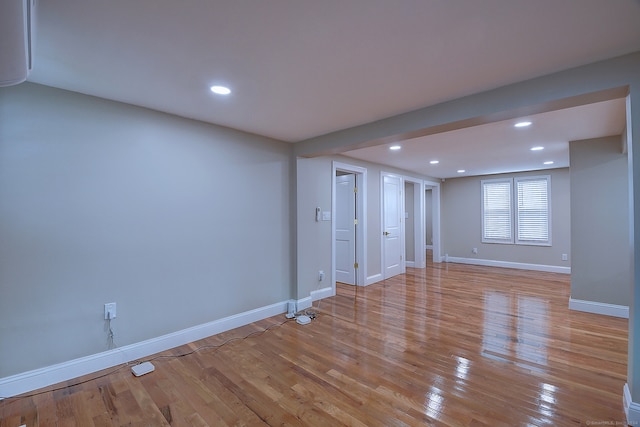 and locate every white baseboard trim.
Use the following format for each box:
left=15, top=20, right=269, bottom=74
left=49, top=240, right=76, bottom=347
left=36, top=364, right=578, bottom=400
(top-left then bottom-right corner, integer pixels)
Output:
left=0, top=299, right=289, bottom=400
left=624, top=383, right=640, bottom=424
left=569, top=297, right=629, bottom=318
left=366, top=273, right=383, bottom=286
left=444, top=256, right=571, bottom=274
left=406, top=261, right=415, bottom=267
left=297, top=286, right=334, bottom=312
left=311, top=286, right=333, bottom=301
left=296, top=296, right=312, bottom=311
